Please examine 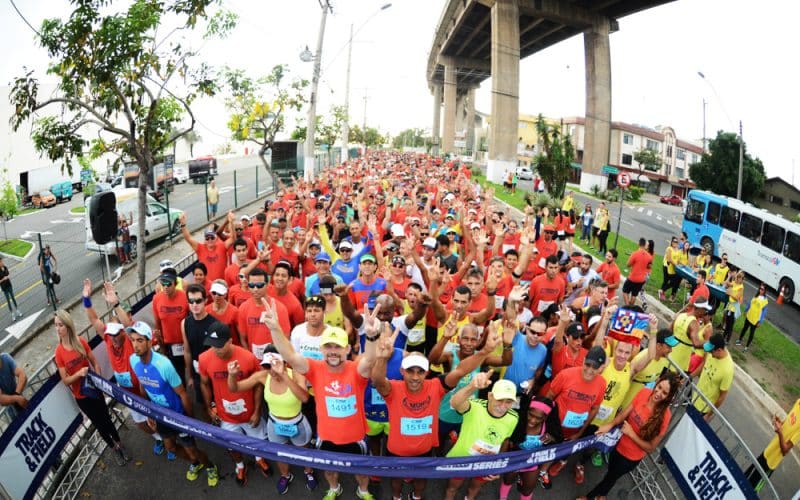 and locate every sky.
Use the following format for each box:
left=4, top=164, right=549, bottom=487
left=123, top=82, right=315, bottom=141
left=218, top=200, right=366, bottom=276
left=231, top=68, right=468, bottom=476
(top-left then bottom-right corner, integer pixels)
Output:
left=1, top=0, right=799, bottom=187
